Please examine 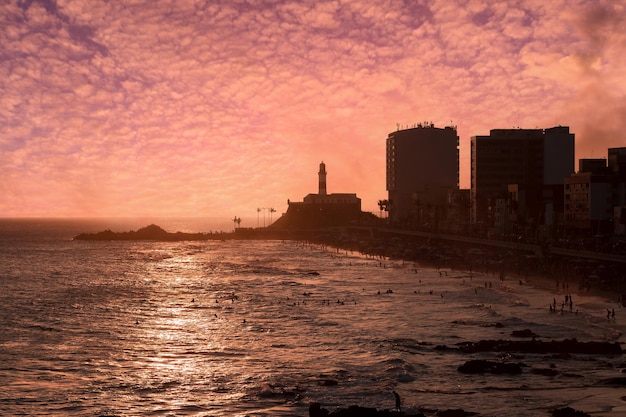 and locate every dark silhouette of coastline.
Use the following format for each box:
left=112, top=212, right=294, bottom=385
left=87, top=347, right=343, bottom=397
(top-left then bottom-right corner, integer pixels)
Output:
left=74, top=224, right=234, bottom=241
left=73, top=224, right=294, bottom=241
